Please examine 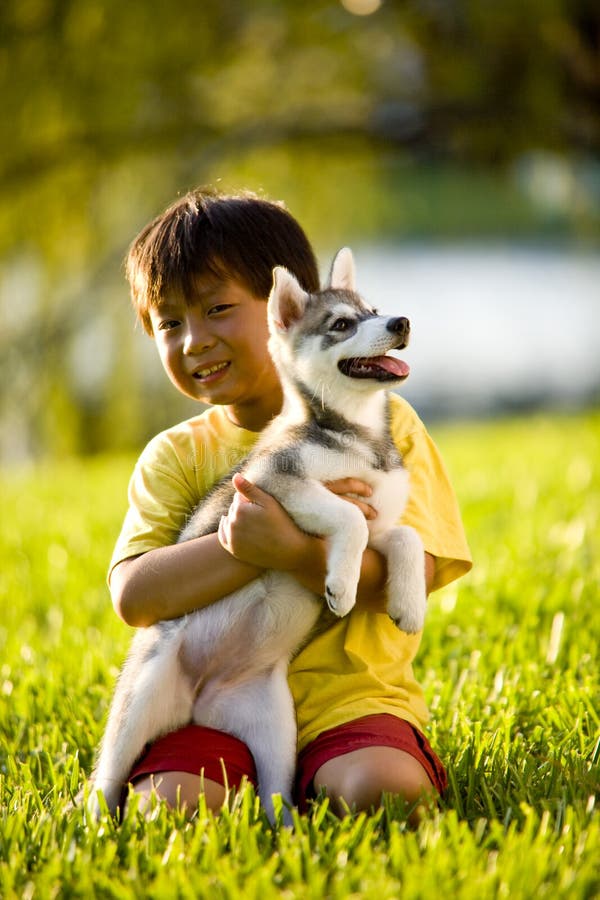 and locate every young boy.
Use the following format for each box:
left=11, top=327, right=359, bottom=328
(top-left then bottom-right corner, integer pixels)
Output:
left=108, top=188, right=472, bottom=819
